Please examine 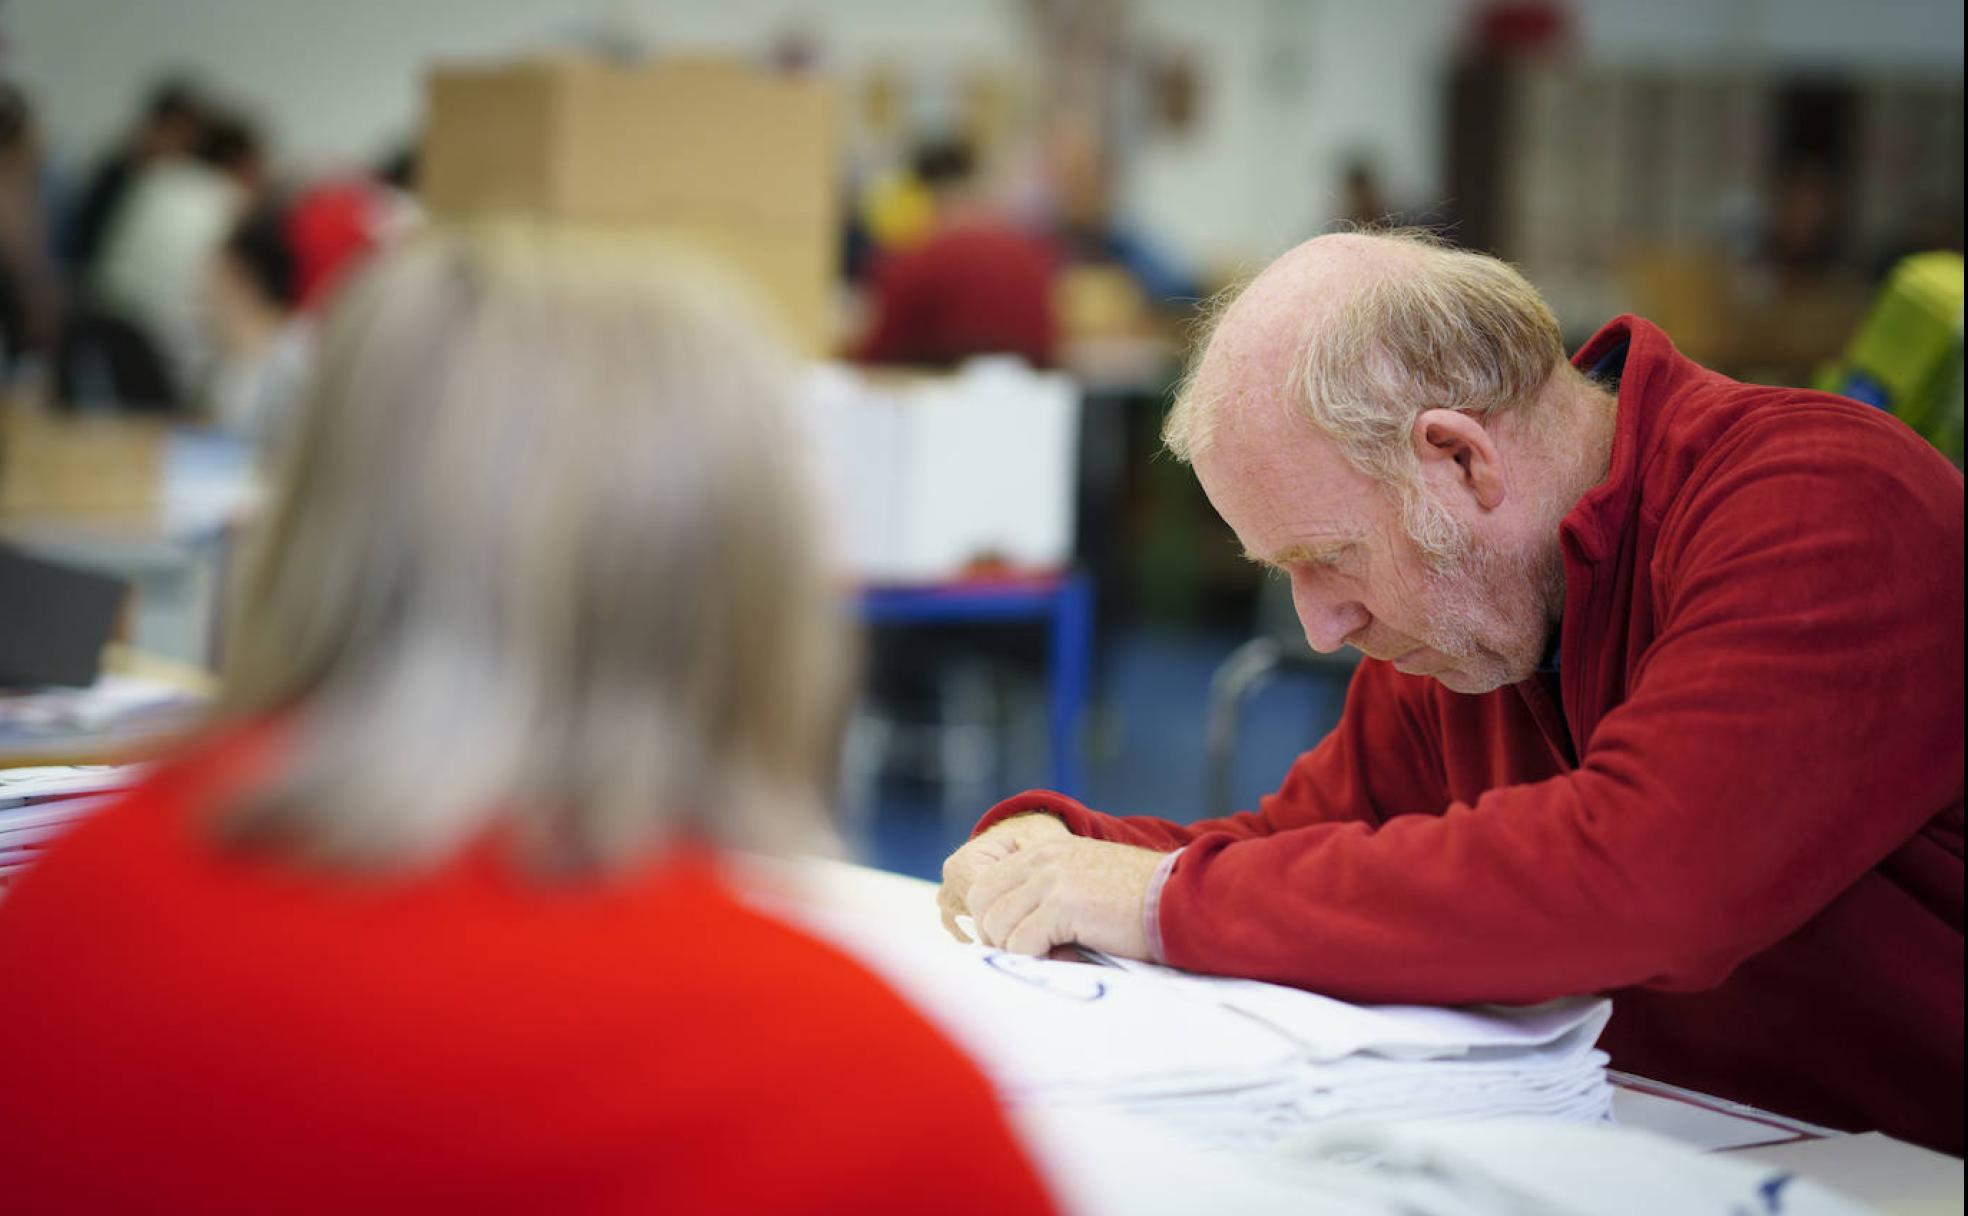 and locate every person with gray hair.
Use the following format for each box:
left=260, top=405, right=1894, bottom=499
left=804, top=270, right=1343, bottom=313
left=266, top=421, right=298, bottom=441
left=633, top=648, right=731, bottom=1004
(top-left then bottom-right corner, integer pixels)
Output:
left=0, top=226, right=1060, bottom=1215
left=938, top=230, right=1964, bottom=1153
